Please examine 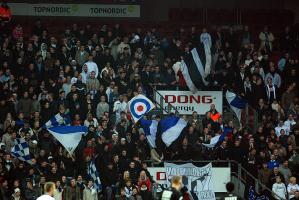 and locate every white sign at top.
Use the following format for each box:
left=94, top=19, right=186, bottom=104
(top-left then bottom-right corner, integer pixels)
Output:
left=9, top=3, right=140, bottom=18
left=155, top=90, right=223, bottom=115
